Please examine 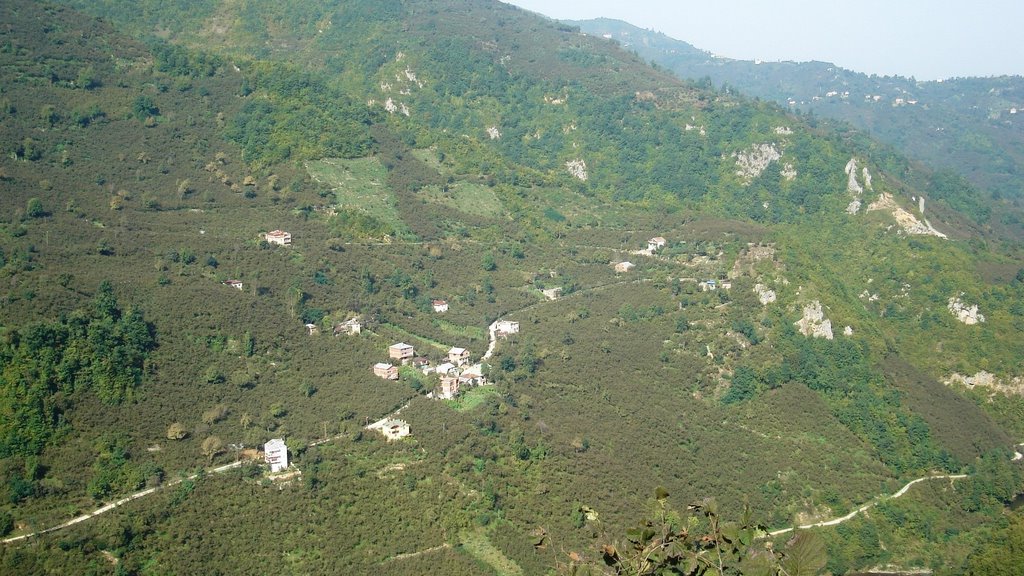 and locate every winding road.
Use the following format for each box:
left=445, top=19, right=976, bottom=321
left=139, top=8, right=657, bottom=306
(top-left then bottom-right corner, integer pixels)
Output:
left=766, top=474, right=968, bottom=537
left=2, top=461, right=243, bottom=545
